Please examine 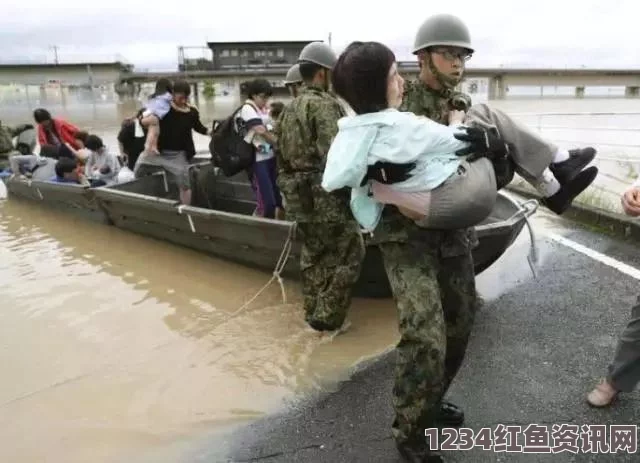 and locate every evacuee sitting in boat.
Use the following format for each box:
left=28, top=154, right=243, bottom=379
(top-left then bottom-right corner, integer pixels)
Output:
left=84, top=135, right=120, bottom=187
left=33, top=108, right=82, bottom=159
left=321, top=41, right=598, bottom=231
left=51, top=157, right=90, bottom=185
